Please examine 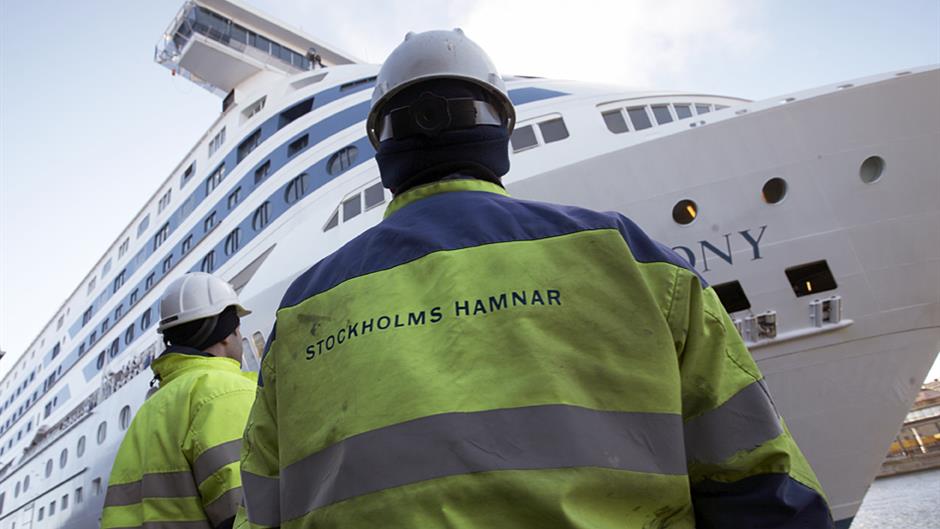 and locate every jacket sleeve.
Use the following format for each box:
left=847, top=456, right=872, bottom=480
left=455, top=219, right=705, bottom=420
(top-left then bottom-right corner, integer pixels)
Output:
left=237, top=331, right=282, bottom=529
left=667, top=267, right=834, bottom=529
left=182, top=386, right=256, bottom=529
